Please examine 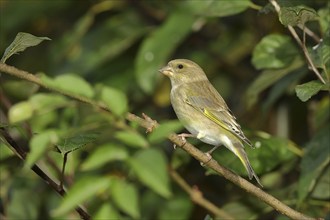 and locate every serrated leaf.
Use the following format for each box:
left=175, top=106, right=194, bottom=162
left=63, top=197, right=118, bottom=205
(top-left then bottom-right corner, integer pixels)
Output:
left=25, top=130, right=58, bottom=168
left=100, top=86, right=128, bottom=116
left=135, top=11, right=195, bottom=94
left=298, top=127, right=330, bottom=203
left=129, top=149, right=171, bottom=198
left=252, top=34, right=299, bottom=70
left=182, top=0, right=252, bottom=17
left=295, top=80, right=325, bottom=102
left=1, top=32, right=50, bottom=63
left=80, top=143, right=128, bottom=170
left=41, top=74, right=94, bottom=98
left=148, top=120, right=183, bottom=144
left=52, top=176, right=110, bottom=216
left=110, top=178, right=140, bottom=219
left=56, top=133, right=98, bottom=154
left=246, top=57, right=304, bottom=108
left=114, top=131, right=148, bottom=148
left=279, top=6, right=318, bottom=27
left=8, top=101, right=33, bottom=124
